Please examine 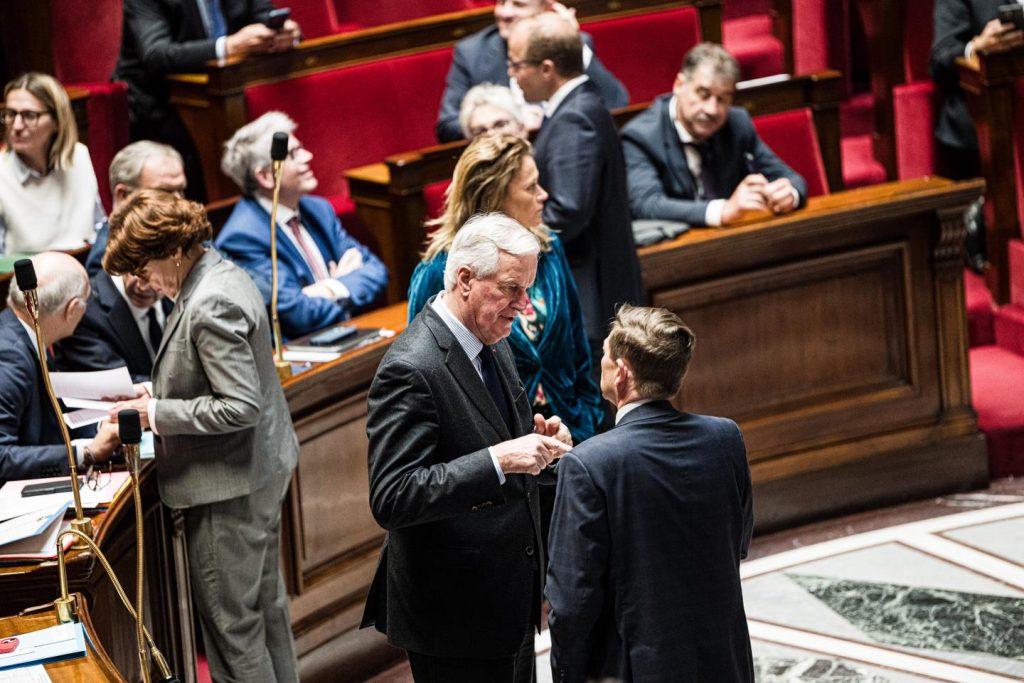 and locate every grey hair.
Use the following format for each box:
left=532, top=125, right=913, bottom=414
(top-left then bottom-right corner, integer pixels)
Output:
left=458, top=83, right=524, bottom=138
left=7, top=258, right=88, bottom=316
left=221, top=111, right=298, bottom=195
left=680, top=42, right=741, bottom=84
left=107, top=140, right=182, bottom=195
left=443, top=212, right=540, bottom=290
